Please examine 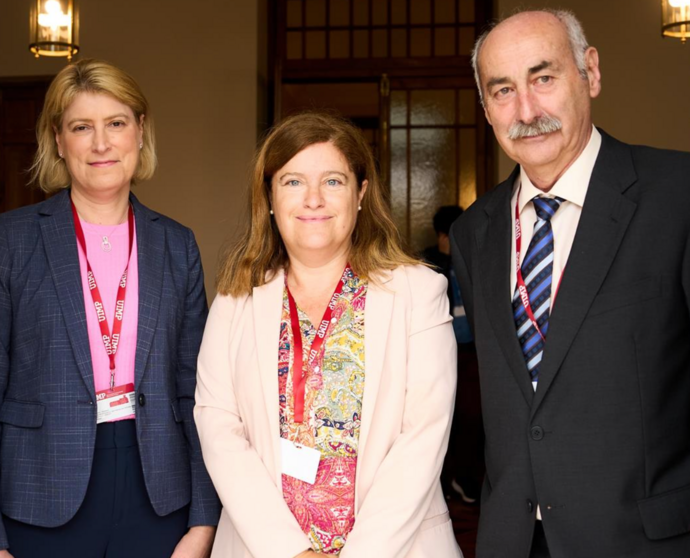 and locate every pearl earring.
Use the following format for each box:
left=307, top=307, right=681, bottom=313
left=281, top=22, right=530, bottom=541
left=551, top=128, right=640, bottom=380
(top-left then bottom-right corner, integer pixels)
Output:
left=139, top=142, right=143, bottom=149
left=358, top=205, right=362, bottom=211
left=269, top=209, right=274, bottom=215
left=58, top=152, right=63, bottom=158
